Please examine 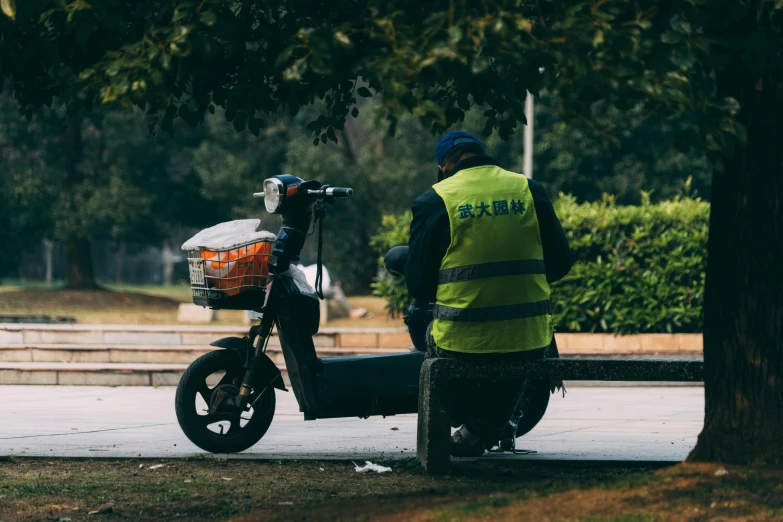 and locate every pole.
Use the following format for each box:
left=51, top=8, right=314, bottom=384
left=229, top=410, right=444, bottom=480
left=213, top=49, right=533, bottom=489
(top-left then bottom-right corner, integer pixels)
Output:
left=43, top=239, right=54, bottom=286
left=523, top=92, right=534, bottom=179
